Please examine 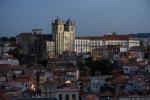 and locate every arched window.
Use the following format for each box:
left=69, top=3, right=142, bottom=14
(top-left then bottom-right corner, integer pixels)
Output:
left=72, top=94, right=76, bottom=100
left=59, top=94, right=62, bottom=100
left=65, top=94, right=69, bottom=100
left=71, top=27, right=73, bottom=31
